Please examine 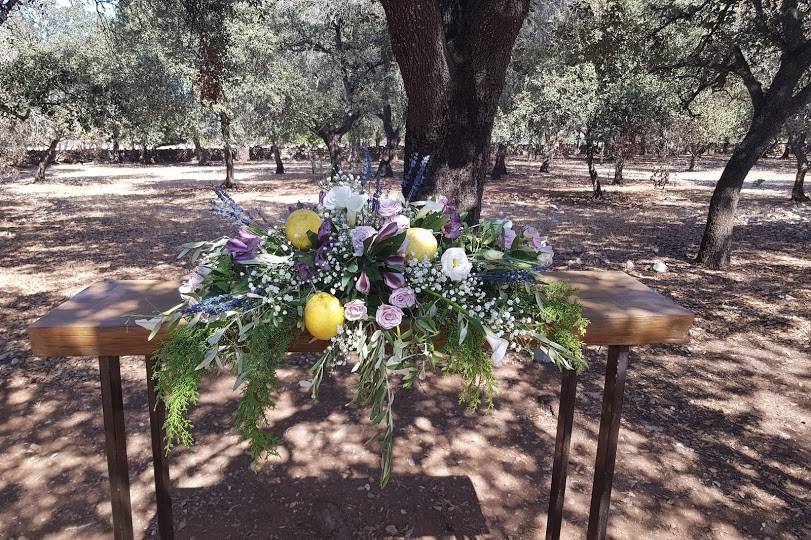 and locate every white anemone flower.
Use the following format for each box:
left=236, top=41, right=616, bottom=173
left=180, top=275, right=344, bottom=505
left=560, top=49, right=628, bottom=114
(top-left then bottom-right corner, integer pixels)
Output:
left=440, top=247, right=472, bottom=281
